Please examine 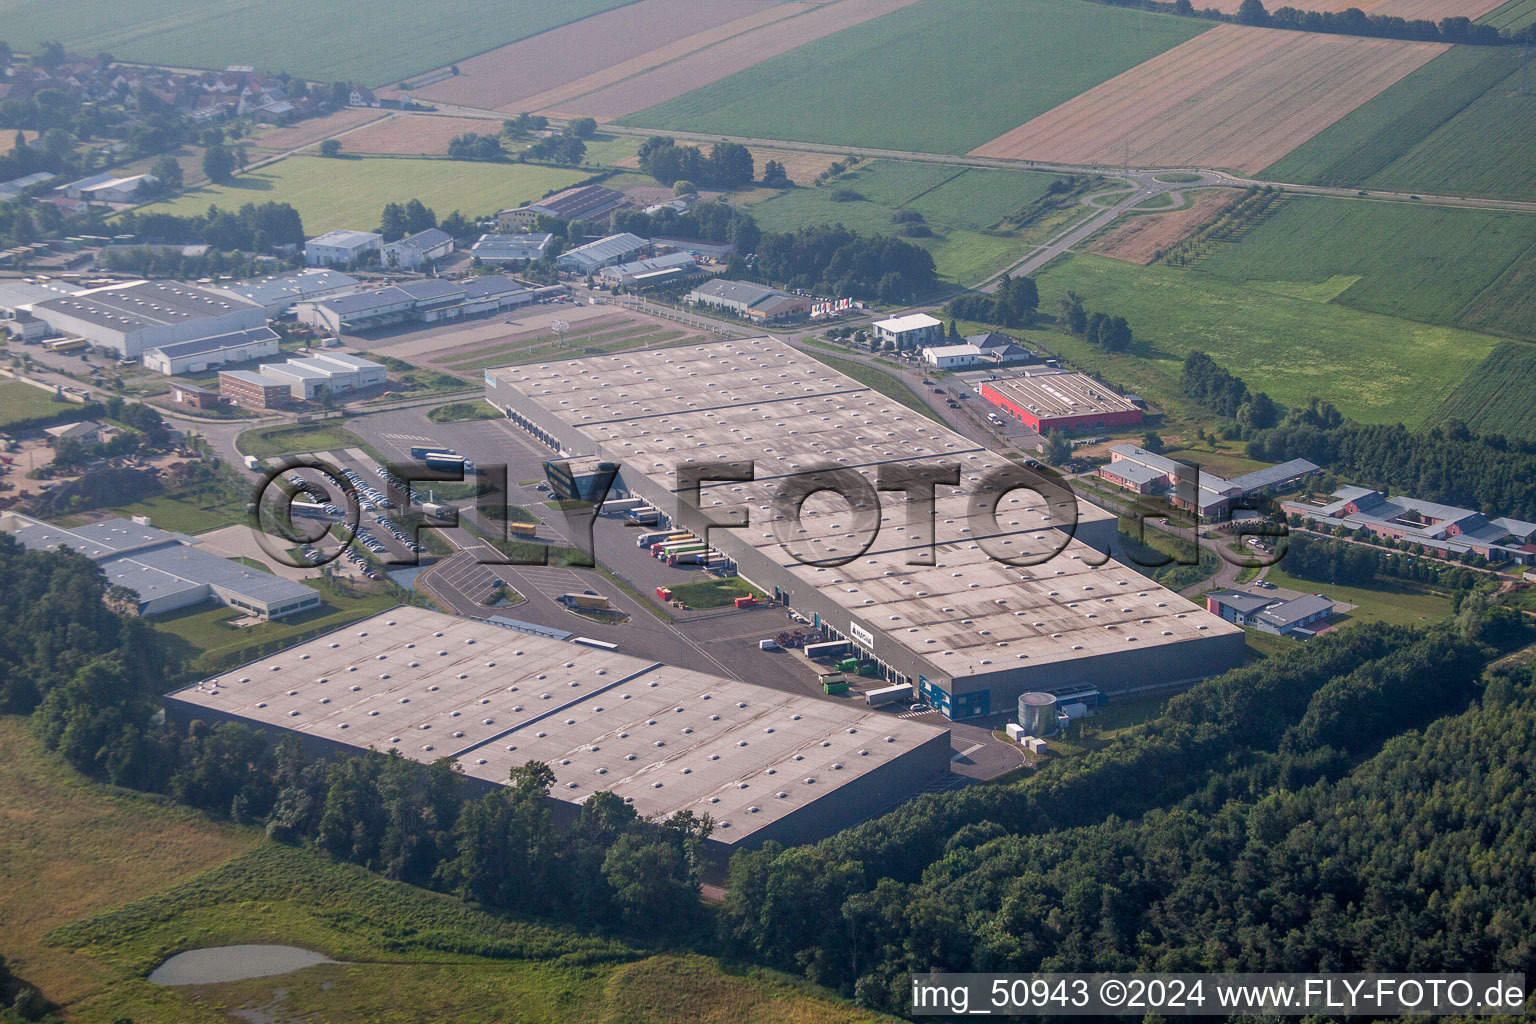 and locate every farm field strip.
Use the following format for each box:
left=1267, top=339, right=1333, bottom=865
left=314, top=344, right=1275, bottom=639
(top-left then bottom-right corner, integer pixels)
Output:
left=413, top=0, right=808, bottom=112
left=564, top=0, right=934, bottom=120
left=1481, top=0, right=1536, bottom=28
left=617, top=0, right=1210, bottom=152
left=1032, top=253, right=1500, bottom=428
left=249, top=108, right=391, bottom=152
left=1423, top=343, right=1536, bottom=441
left=1092, top=190, right=1239, bottom=265
left=440, top=327, right=694, bottom=371
left=0, top=0, right=638, bottom=85
left=134, top=155, right=589, bottom=233
left=970, top=25, right=1446, bottom=172
left=336, top=115, right=510, bottom=155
